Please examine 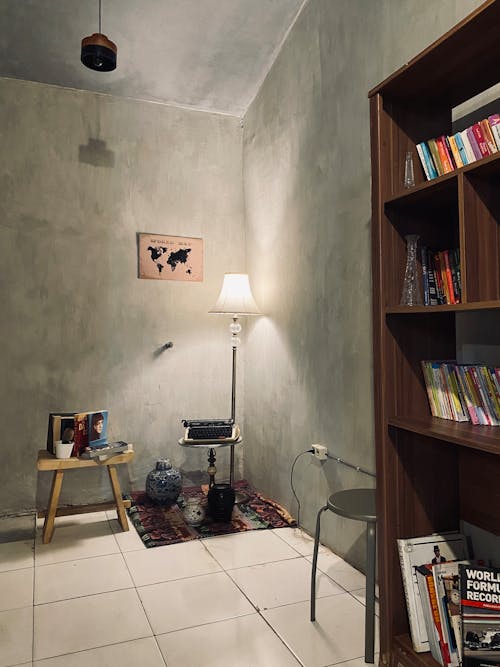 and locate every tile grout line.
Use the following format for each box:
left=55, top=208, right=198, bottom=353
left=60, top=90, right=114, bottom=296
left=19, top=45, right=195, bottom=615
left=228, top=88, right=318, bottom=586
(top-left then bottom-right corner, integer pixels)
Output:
left=112, top=516, right=169, bottom=667
left=32, top=526, right=36, bottom=666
